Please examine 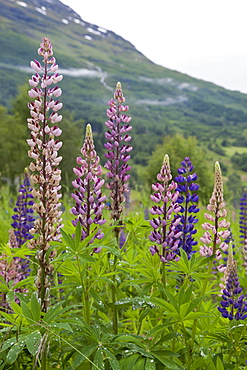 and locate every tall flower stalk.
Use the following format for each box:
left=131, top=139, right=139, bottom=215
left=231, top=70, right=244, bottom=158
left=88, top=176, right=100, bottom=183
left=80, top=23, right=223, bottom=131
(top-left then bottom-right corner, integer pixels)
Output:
left=174, top=157, right=199, bottom=259
left=71, top=123, right=106, bottom=246
left=71, top=123, right=106, bottom=326
left=239, top=191, right=247, bottom=274
left=199, top=161, right=230, bottom=265
left=104, top=82, right=132, bottom=240
left=218, top=245, right=247, bottom=320
left=239, top=190, right=247, bottom=244
left=27, top=37, right=63, bottom=312
left=149, top=155, right=181, bottom=293
left=149, top=154, right=181, bottom=264
left=104, top=82, right=132, bottom=335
